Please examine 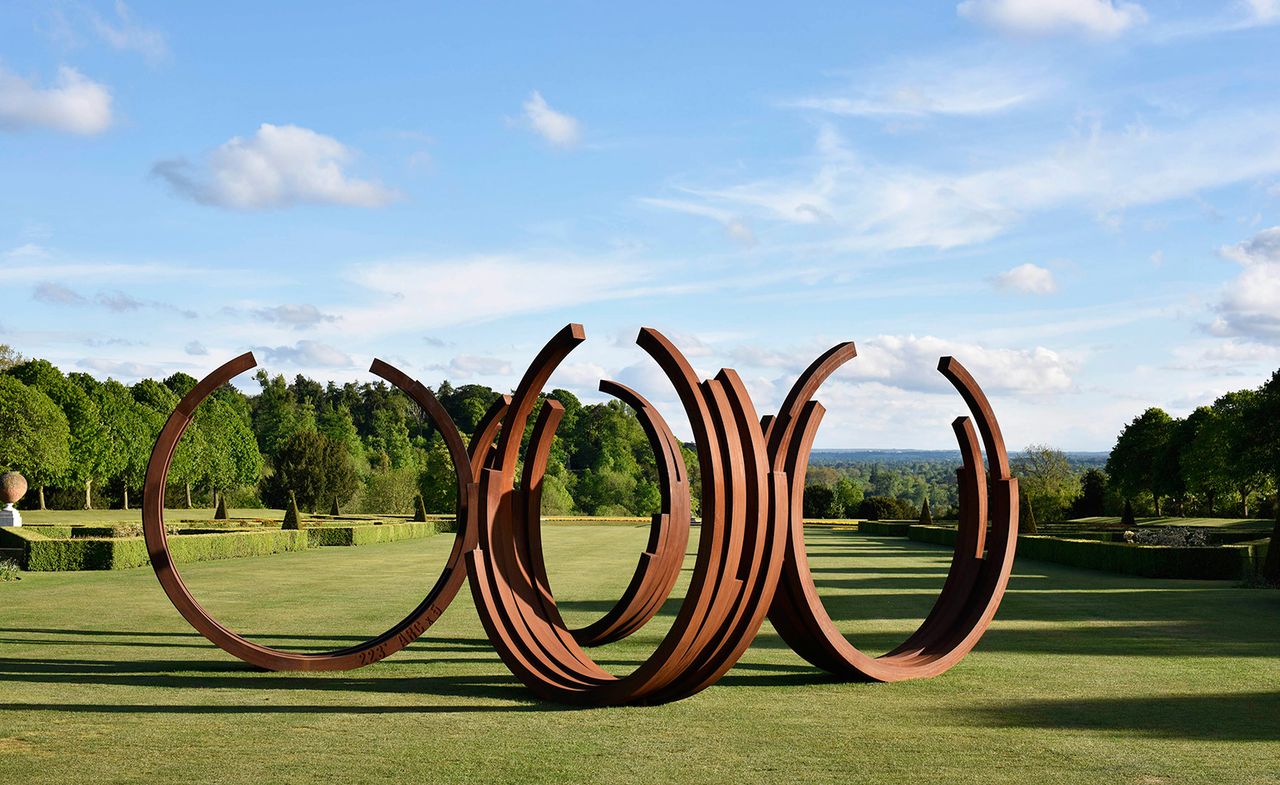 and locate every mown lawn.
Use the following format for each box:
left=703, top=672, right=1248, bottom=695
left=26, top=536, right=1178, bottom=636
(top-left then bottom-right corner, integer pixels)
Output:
left=1, top=525, right=1277, bottom=785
